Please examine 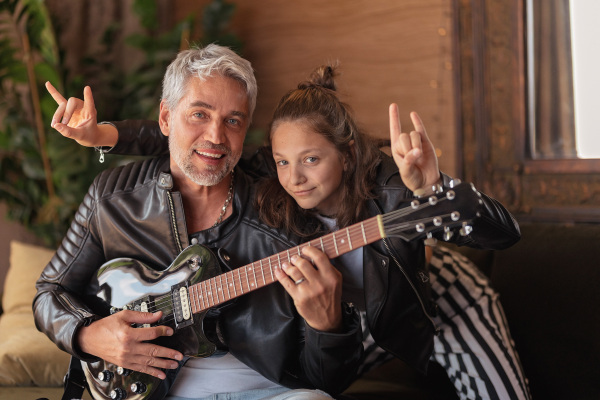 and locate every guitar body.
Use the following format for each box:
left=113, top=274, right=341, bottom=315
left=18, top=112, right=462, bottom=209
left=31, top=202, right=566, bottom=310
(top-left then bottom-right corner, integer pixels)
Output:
left=83, top=244, right=222, bottom=400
